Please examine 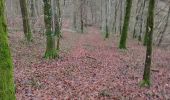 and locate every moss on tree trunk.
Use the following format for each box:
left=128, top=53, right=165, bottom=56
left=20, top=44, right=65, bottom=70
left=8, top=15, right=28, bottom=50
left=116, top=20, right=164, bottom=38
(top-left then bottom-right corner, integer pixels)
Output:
left=119, top=0, right=132, bottom=49
left=0, top=0, right=16, bottom=99
left=43, top=0, right=57, bottom=59
left=19, top=0, right=32, bottom=42
left=44, top=36, right=57, bottom=59
left=141, top=0, right=155, bottom=87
